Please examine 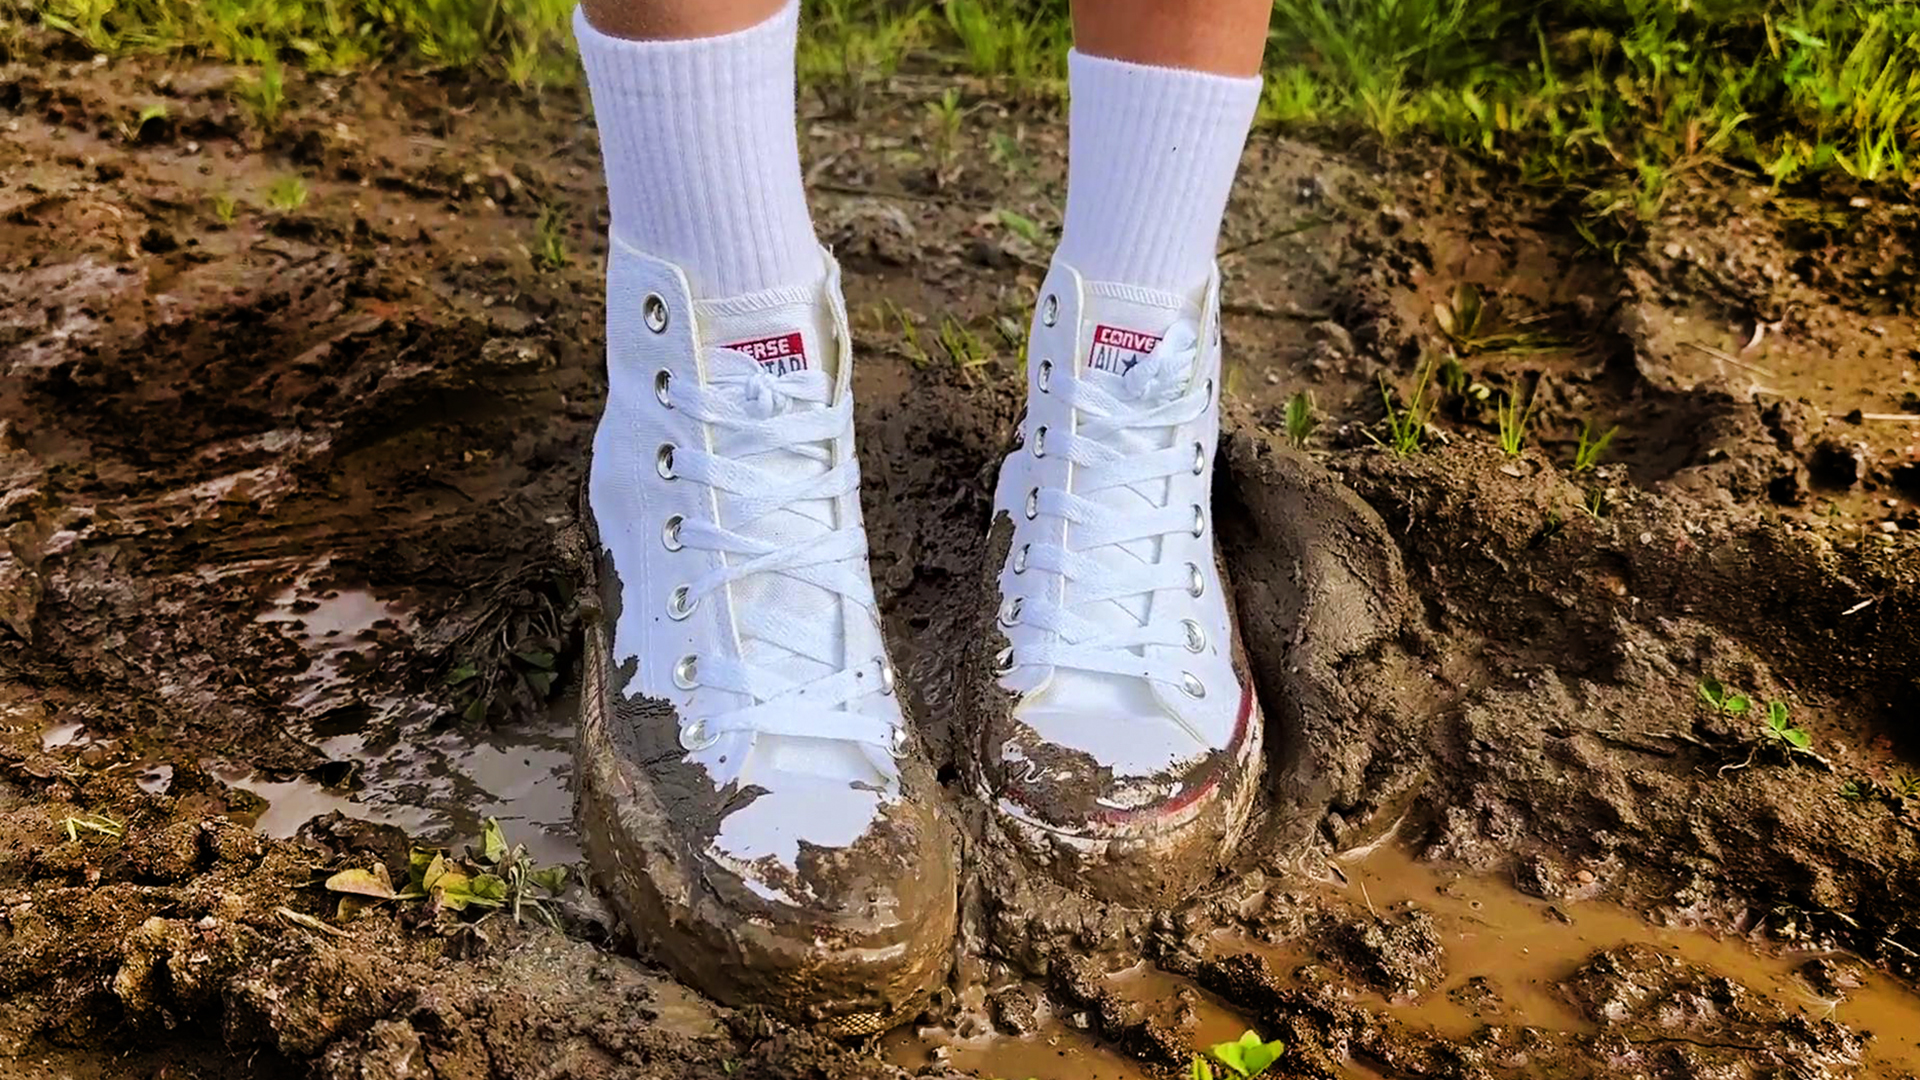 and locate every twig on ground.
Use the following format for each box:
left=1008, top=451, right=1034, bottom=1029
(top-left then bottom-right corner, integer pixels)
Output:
left=1684, top=340, right=1777, bottom=378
